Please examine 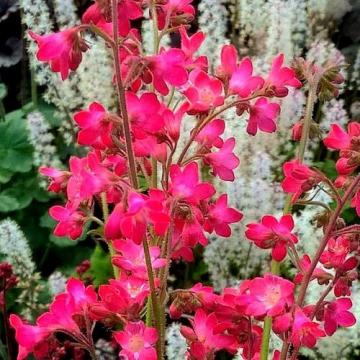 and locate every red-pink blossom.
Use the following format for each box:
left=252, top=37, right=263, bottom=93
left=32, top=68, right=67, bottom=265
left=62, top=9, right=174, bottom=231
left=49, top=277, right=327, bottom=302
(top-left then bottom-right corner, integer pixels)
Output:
left=49, top=202, right=87, bottom=240
left=281, top=160, right=321, bottom=203
left=179, top=26, right=207, bottom=70
left=112, top=239, right=166, bottom=279
left=324, top=122, right=360, bottom=150
left=73, top=102, right=113, bottom=149
left=195, top=119, right=225, bottom=148
left=163, top=102, right=190, bottom=142
left=237, top=274, right=294, bottom=317
left=97, top=276, right=149, bottom=319
left=204, top=194, right=243, bottom=237
left=289, top=308, right=325, bottom=348
left=292, top=121, right=303, bottom=141
left=351, top=187, right=360, bottom=216
left=246, top=97, right=280, bottom=135
left=157, top=0, right=195, bottom=30
left=29, top=28, right=88, bottom=80
left=180, top=309, right=235, bottom=359
left=293, top=254, right=333, bottom=285
left=266, top=54, right=302, bottom=97
left=10, top=278, right=96, bottom=359
left=104, top=191, right=170, bottom=244
left=184, top=70, right=224, bottom=112
left=66, top=153, right=114, bottom=202
left=114, top=321, right=158, bottom=360
left=320, top=236, right=351, bottom=269
left=216, top=45, right=238, bottom=80
left=39, top=167, right=70, bottom=193
left=204, top=138, right=240, bottom=181
left=145, top=48, right=188, bottom=95
left=82, top=1, right=143, bottom=37
left=229, top=58, right=264, bottom=97
left=245, top=215, right=298, bottom=262
left=324, top=122, right=360, bottom=175
left=169, top=162, right=216, bottom=204
left=323, top=298, right=356, bottom=335
left=9, top=315, right=50, bottom=360
left=126, top=91, right=164, bottom=138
